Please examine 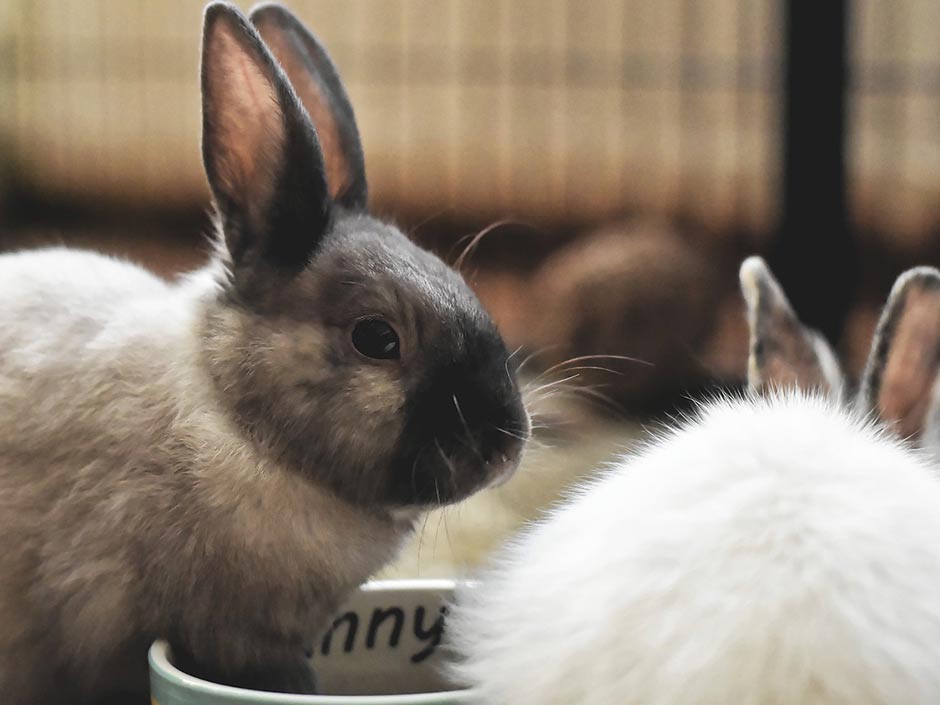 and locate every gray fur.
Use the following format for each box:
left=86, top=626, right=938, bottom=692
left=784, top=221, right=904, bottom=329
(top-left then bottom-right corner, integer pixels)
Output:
left=0, top=4, right=526, bottom=702
left=0, top=250, right=412, bottom=702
